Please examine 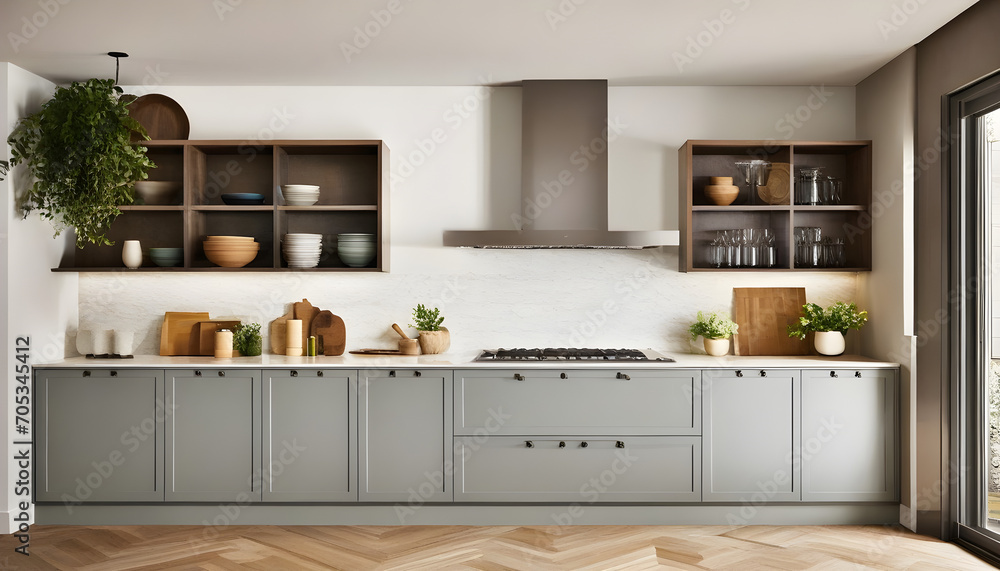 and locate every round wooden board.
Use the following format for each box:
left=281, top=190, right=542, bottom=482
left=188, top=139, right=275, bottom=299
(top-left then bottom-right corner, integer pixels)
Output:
left=128, top=94, right=190, bottom=140
left=758, top=162, right=791, bottom=205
